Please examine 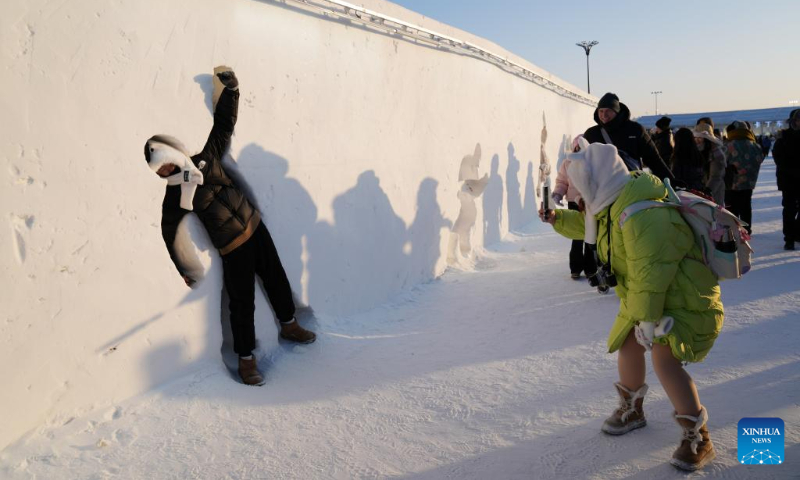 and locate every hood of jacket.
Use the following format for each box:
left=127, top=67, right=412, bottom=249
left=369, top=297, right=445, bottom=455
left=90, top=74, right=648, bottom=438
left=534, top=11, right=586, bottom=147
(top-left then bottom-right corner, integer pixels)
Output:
left=566, top=138, right=632, bottom=244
